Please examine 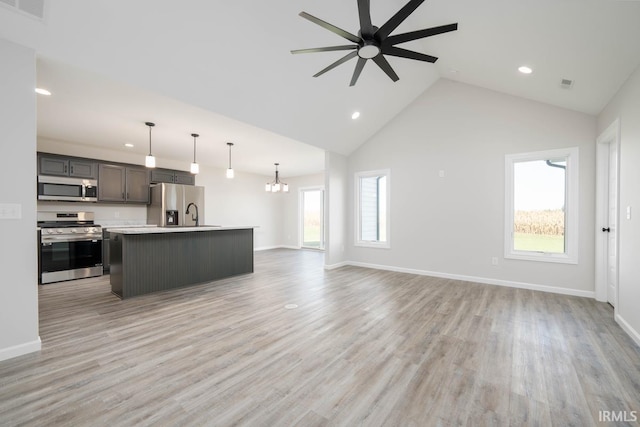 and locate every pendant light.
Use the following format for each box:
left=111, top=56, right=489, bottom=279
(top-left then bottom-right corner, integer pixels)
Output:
left=145, top=122, right=156, bottom=168
left=265, top=163, right=289, bottom=193
left=226, top=142, right=235, bottom=179
left=190, top=133, right=199, bottom=174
